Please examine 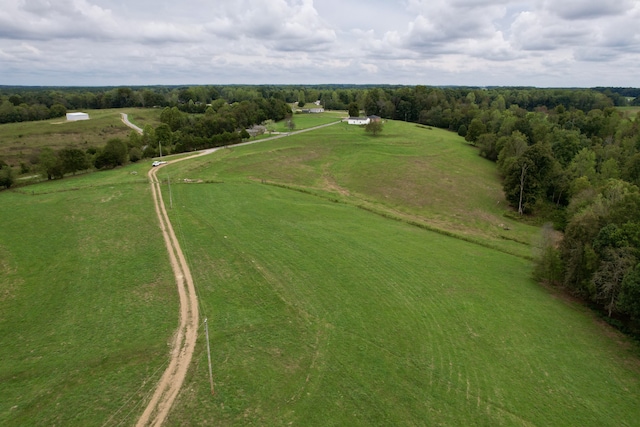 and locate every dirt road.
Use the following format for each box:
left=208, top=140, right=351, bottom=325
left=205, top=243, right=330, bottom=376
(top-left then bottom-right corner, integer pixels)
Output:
left=135, top=119, right=342, bottom=426
left=136, top=163, right=199, bottom=427
left=121, top=113, right=143, bottom=134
